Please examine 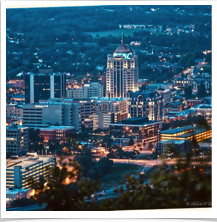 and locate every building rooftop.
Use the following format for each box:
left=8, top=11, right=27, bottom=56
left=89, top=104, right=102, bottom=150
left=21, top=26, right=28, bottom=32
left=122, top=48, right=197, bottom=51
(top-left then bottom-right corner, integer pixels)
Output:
left=160, top=125, right=195, bottom=135
left=131, top=91, right=161, bottom=100
left=178, top=127, right=211, bottom=138
left=33, top=126, right=74, bottom=130
left=90, top=97, right=127, bottom=101
left=158, top=140, right=185, bottom=144
left=110, top=117, right=161, bottom=126
left=6, top=155, right=55, bottom=170
left=191, top=104, right=212, bottom=109
left=11, top=94, right=25, bottom=99
left=6, top=188, right=30, bottom=194
left=114, top=42, right=131, bottom=53
left=6, top=125, right=28, bottom=130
